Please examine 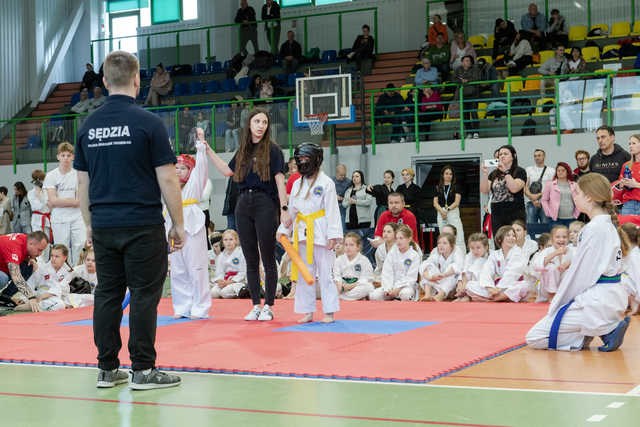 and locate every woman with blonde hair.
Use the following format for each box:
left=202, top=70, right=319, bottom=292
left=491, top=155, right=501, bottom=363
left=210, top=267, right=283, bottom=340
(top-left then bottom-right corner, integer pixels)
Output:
left=395, top=167, right=421, bottom=223
left=526, top=173, right=631, bottom=352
